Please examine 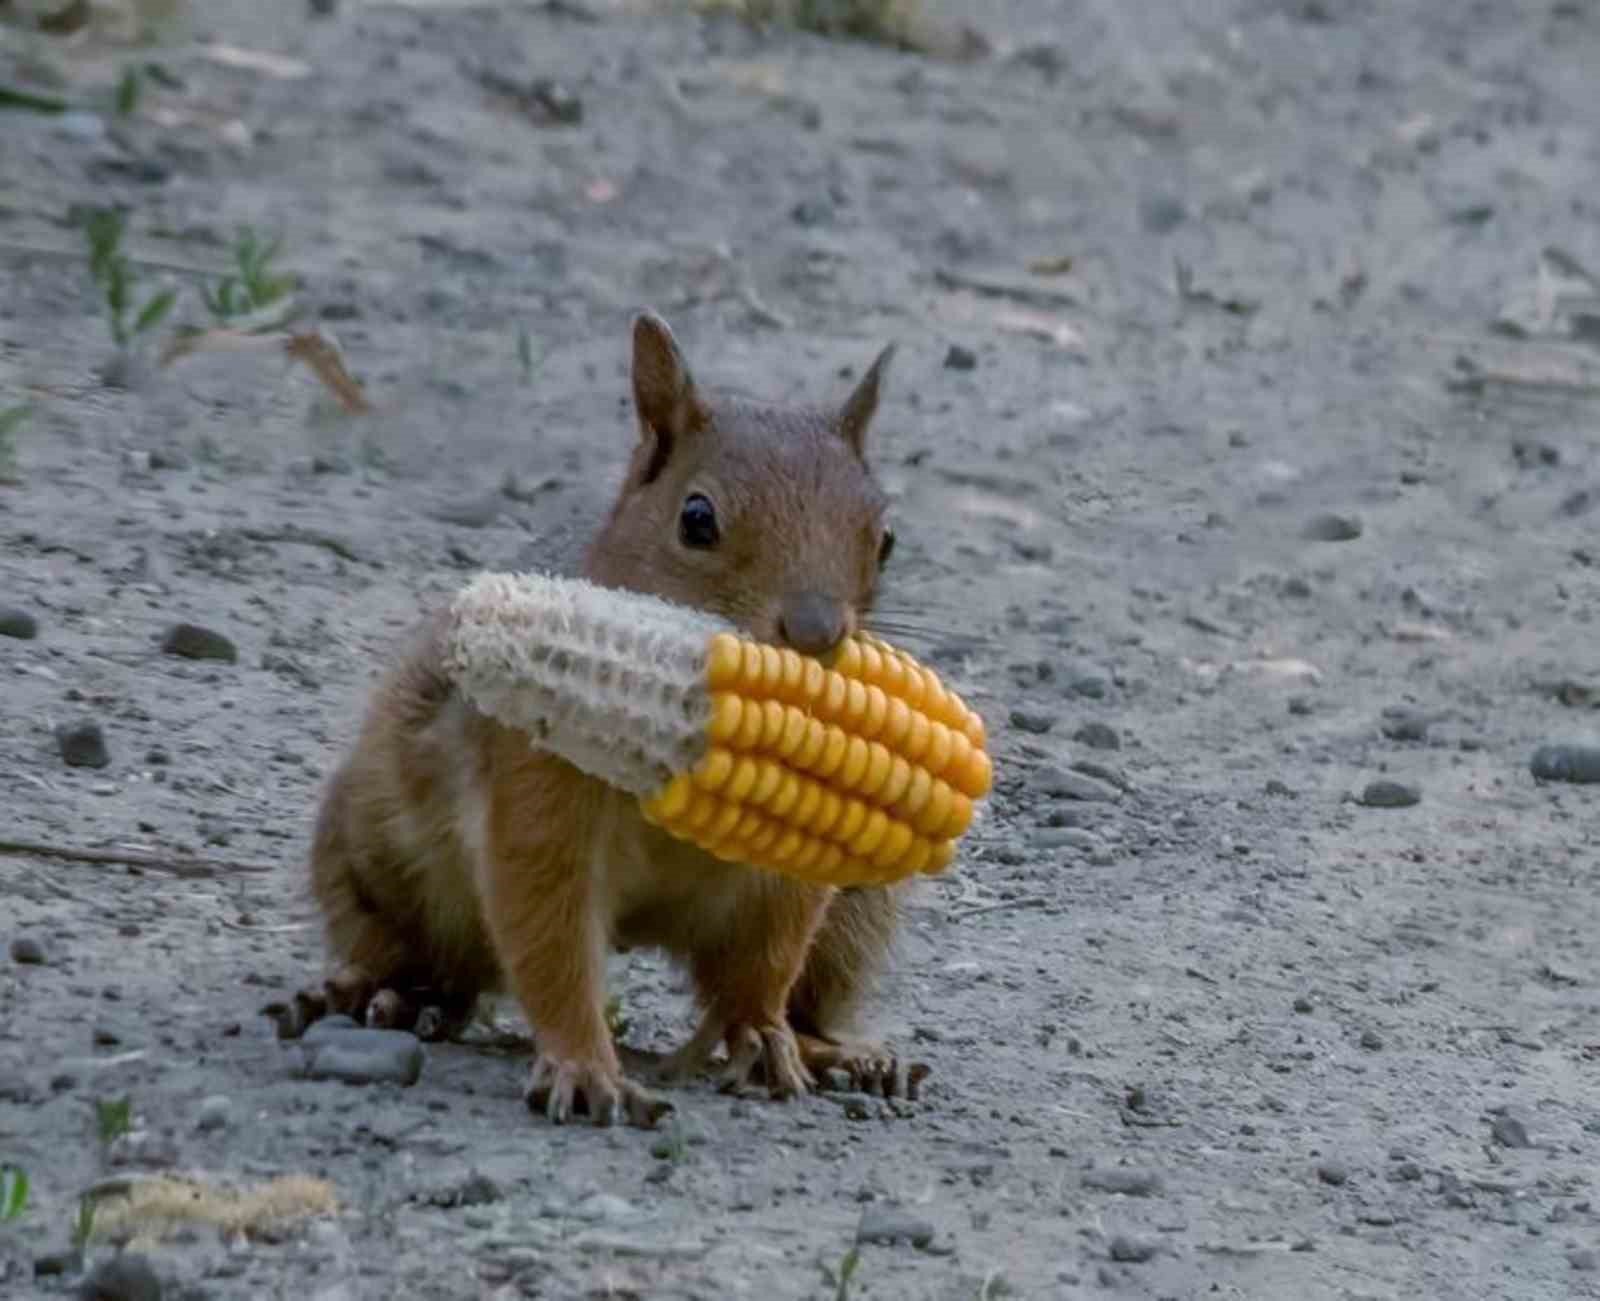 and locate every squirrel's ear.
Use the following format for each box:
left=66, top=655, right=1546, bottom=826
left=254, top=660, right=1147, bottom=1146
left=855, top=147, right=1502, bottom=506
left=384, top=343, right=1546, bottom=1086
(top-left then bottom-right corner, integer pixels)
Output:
left=836, top=343, right=895, bottom=457
left=631, top=310, right=705, bottom=484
